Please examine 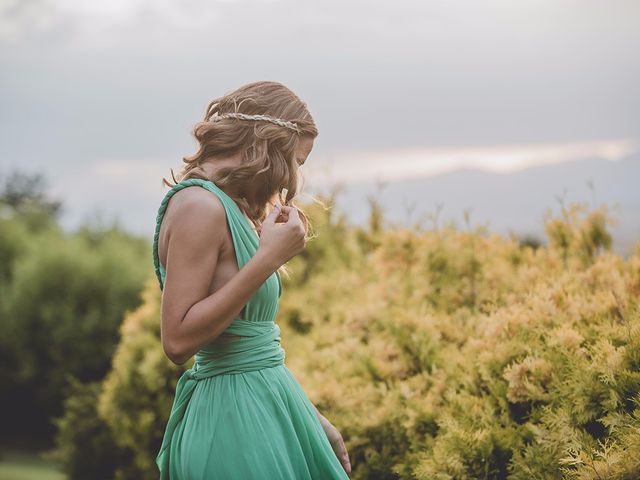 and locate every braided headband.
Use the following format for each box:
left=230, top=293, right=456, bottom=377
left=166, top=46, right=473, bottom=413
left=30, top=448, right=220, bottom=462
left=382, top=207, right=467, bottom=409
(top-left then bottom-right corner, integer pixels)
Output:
left=209, top=112, right=302, bottom=134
